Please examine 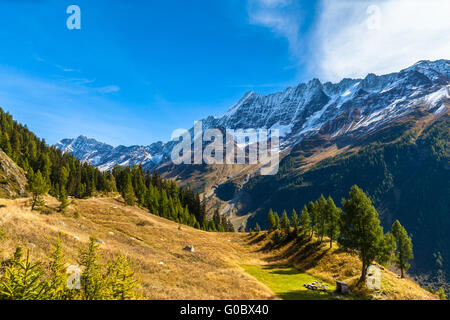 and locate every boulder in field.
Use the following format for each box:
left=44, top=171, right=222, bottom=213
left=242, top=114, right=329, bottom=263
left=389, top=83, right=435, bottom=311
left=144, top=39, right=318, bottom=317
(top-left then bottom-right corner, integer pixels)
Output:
left=335, top=280, right=351, bottom=294
left=183, top=245, right=195, bottom=252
